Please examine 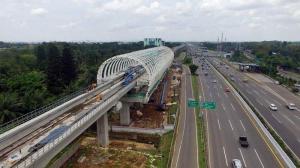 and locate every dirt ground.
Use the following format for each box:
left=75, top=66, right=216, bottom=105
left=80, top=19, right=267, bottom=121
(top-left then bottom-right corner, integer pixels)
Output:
left=63, top=137, right=156, bottom=168
left=130, top=68, right=180, bottom=128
